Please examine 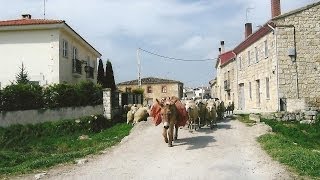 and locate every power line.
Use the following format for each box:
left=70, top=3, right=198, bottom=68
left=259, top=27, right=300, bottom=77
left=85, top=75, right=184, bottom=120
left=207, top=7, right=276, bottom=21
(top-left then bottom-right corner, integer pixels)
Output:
left=138, top=48, right=216, bottom=62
